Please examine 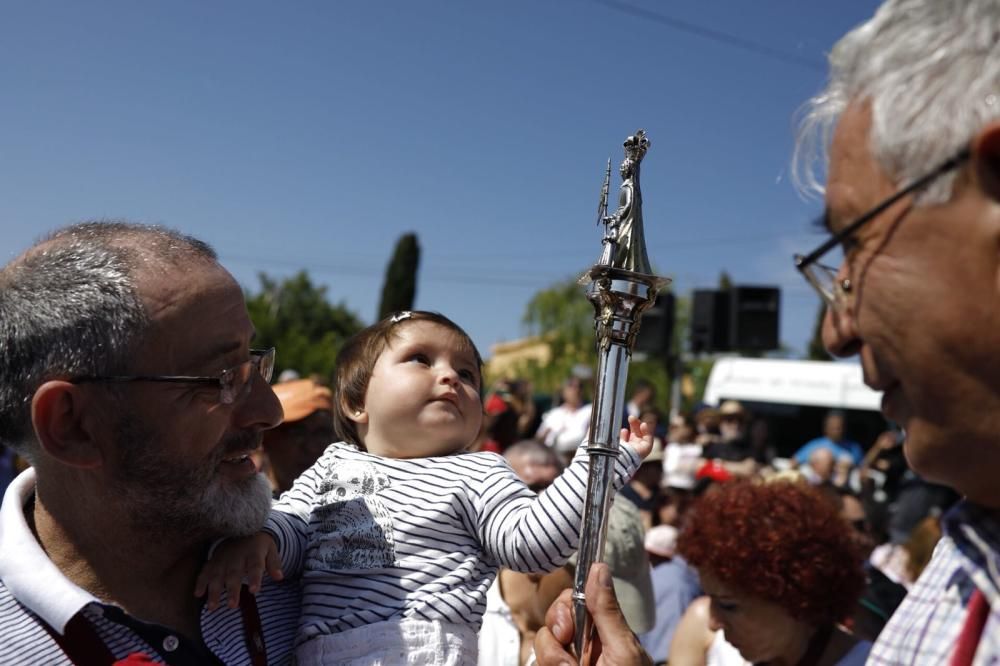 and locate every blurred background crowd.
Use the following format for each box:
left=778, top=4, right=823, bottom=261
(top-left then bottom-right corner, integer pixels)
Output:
left=0, top=362, right=943, bottom=666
